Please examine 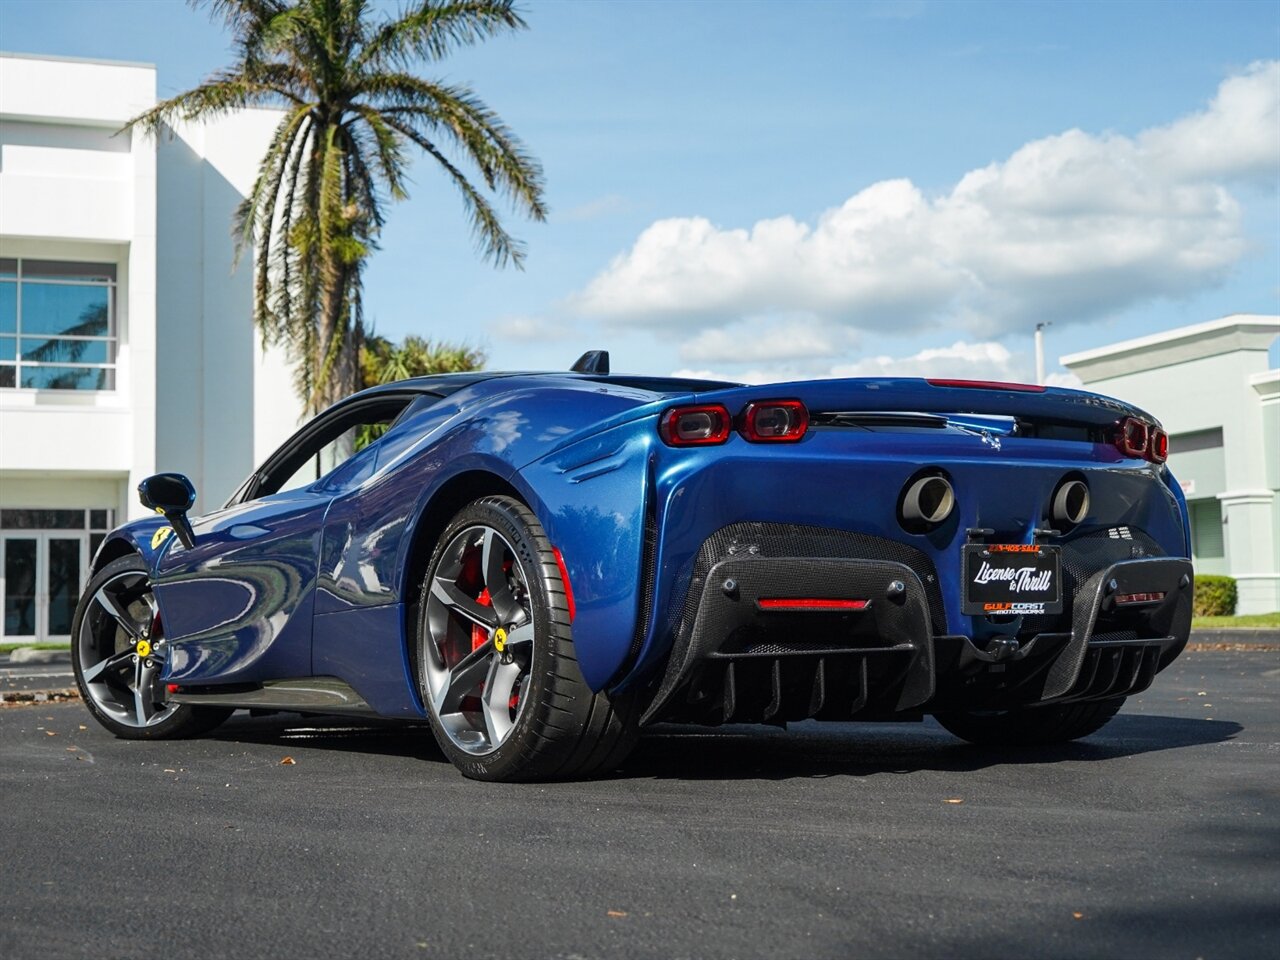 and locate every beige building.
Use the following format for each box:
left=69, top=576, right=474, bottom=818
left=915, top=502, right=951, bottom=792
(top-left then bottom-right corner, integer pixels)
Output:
left=1062, top=315, right=1280, bottom=615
